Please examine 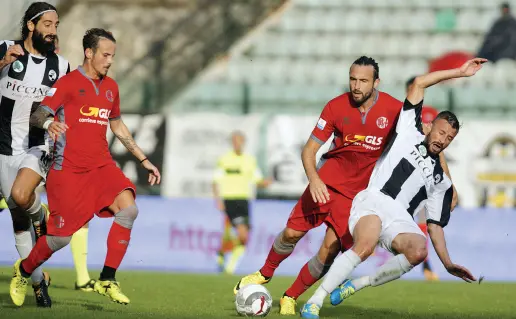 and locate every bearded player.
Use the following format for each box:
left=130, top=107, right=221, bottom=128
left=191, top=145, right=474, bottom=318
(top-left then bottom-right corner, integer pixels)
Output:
left=9, top=28, right=161, bottom=307
left=0, top=1, right=70, bottom=307
left=234, top=56, right=457, bottom=315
